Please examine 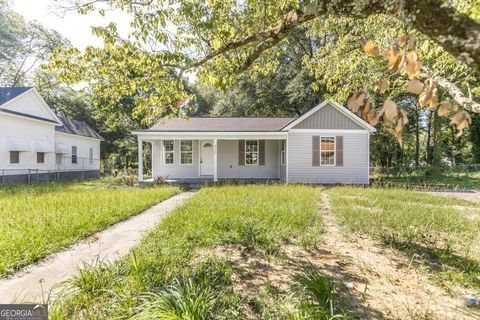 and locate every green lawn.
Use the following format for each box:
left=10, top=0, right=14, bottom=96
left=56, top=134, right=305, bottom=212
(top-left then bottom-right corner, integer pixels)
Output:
left=50, top=184, right=480, bottom=319
left=328, top=186, right=480, bottom=289
left=0, top=179, right=179, bottom=276
left=51, top=185, right=327, bottom=319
